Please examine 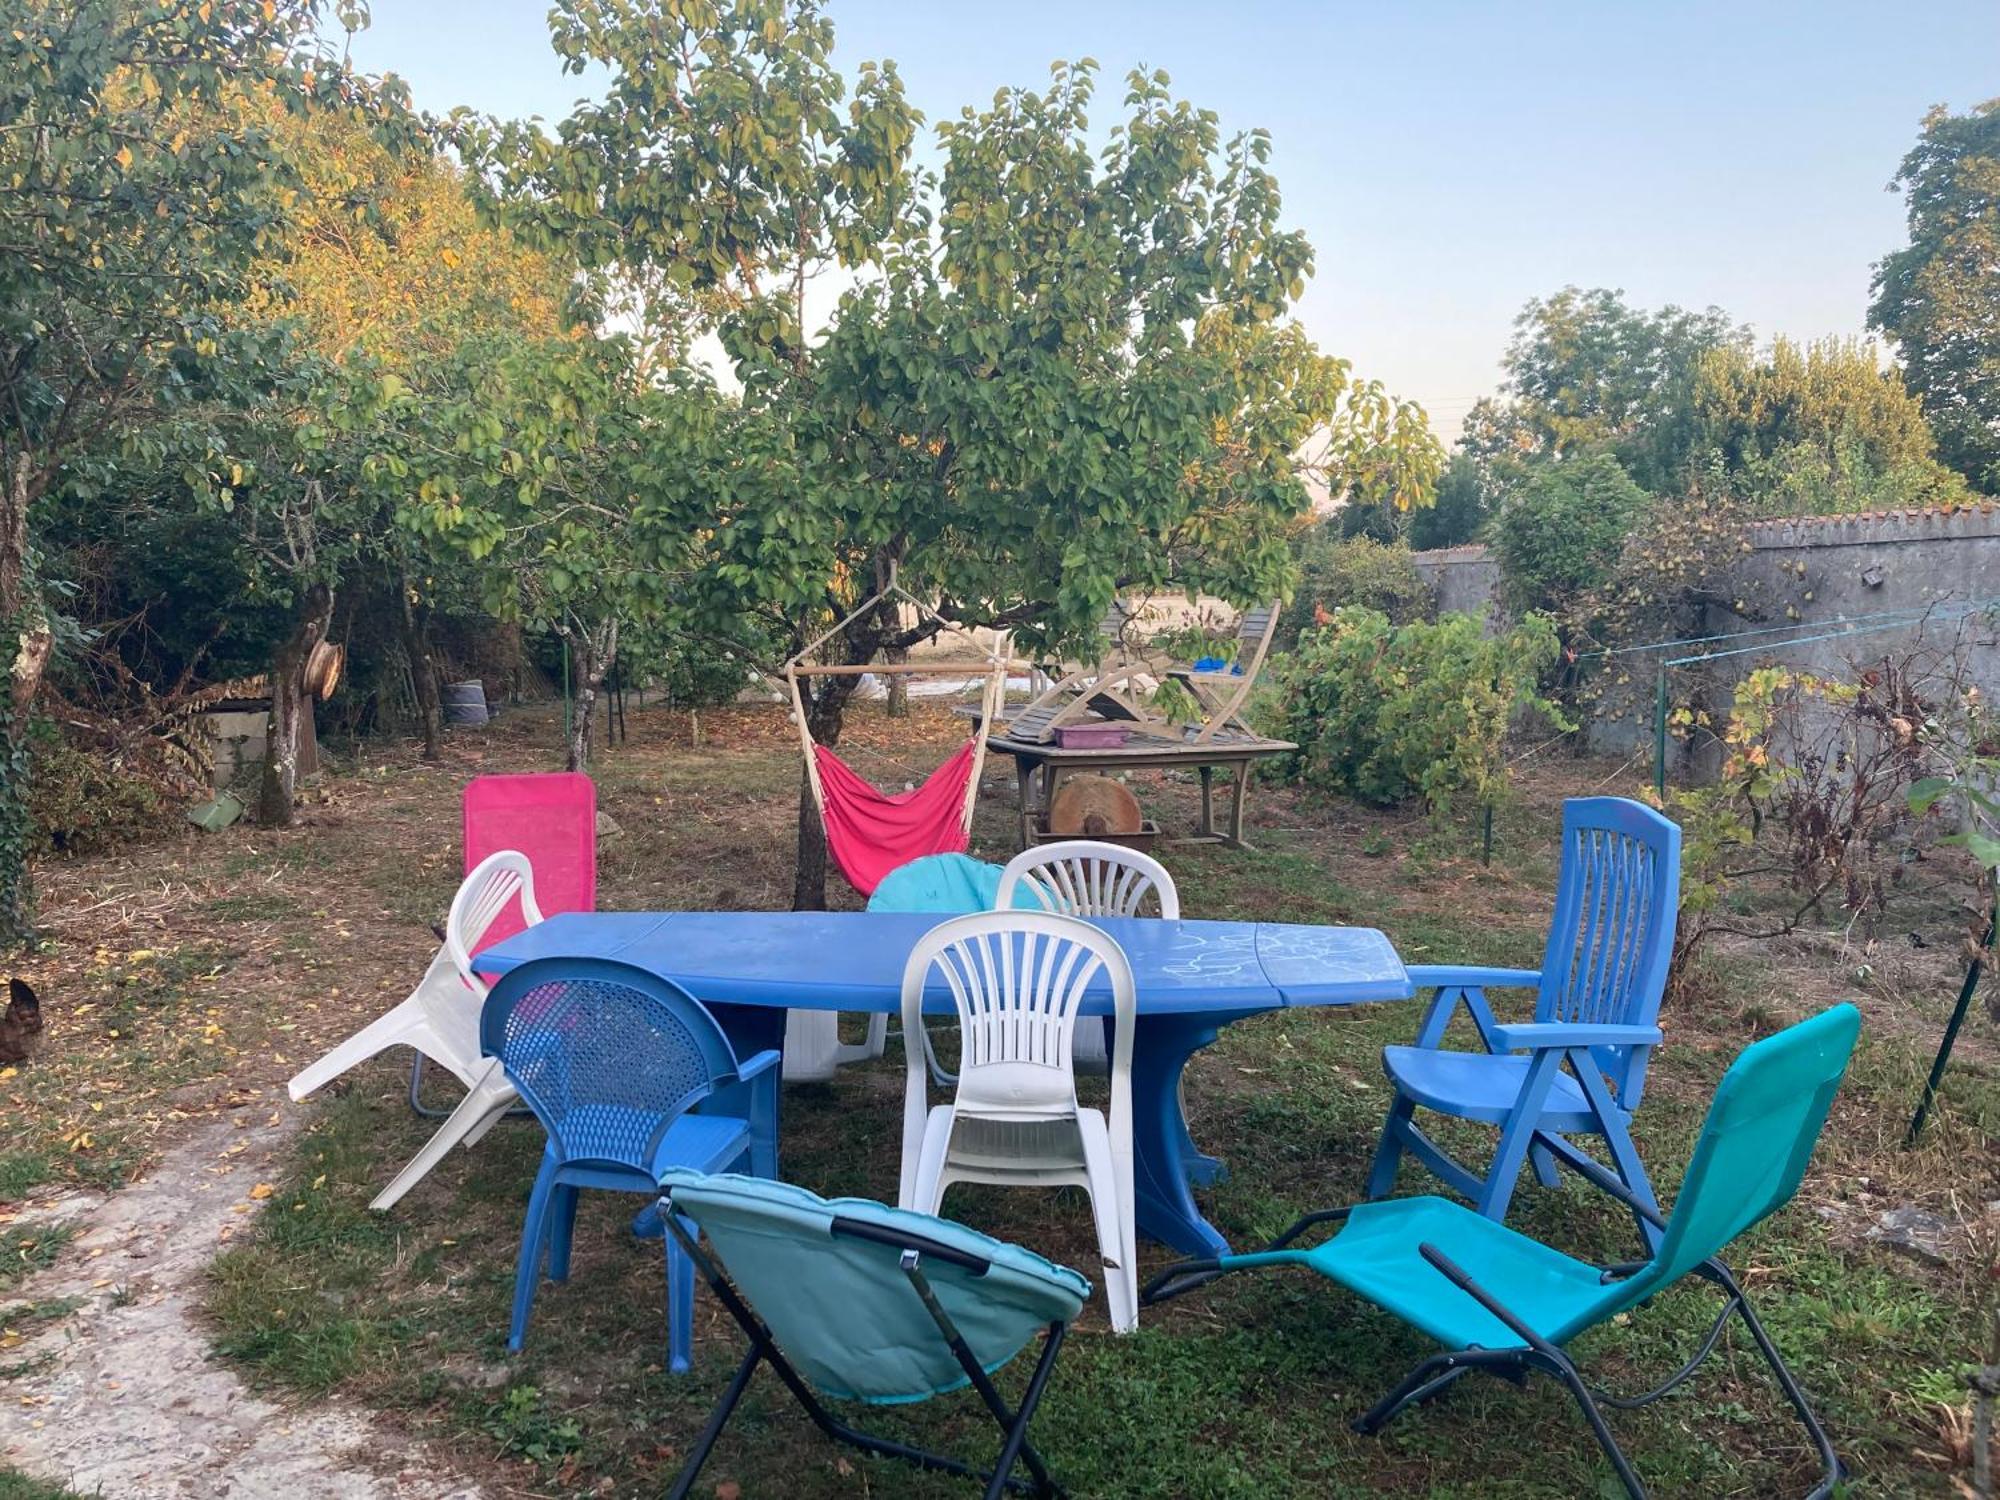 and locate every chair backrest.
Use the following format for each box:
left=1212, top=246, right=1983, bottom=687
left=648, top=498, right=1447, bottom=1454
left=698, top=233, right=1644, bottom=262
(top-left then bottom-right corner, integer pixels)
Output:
left=462, top=774, right=596, bottom=954
left=1236, top=602, right=1278, bottom=655
left=445, top=850, right=543, bottom=991
left=1572, top=1004, right=1861, bottom=1337
left=481, top=957, right=743, bottom=1171
left=902, top=911, right=1136, bottom=1116
left=996, top=841, right=1180, bottom=920
left=1535, top=797, right=1683, bottom=1108
left=660, top=1171, right=1088, bottom=1405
